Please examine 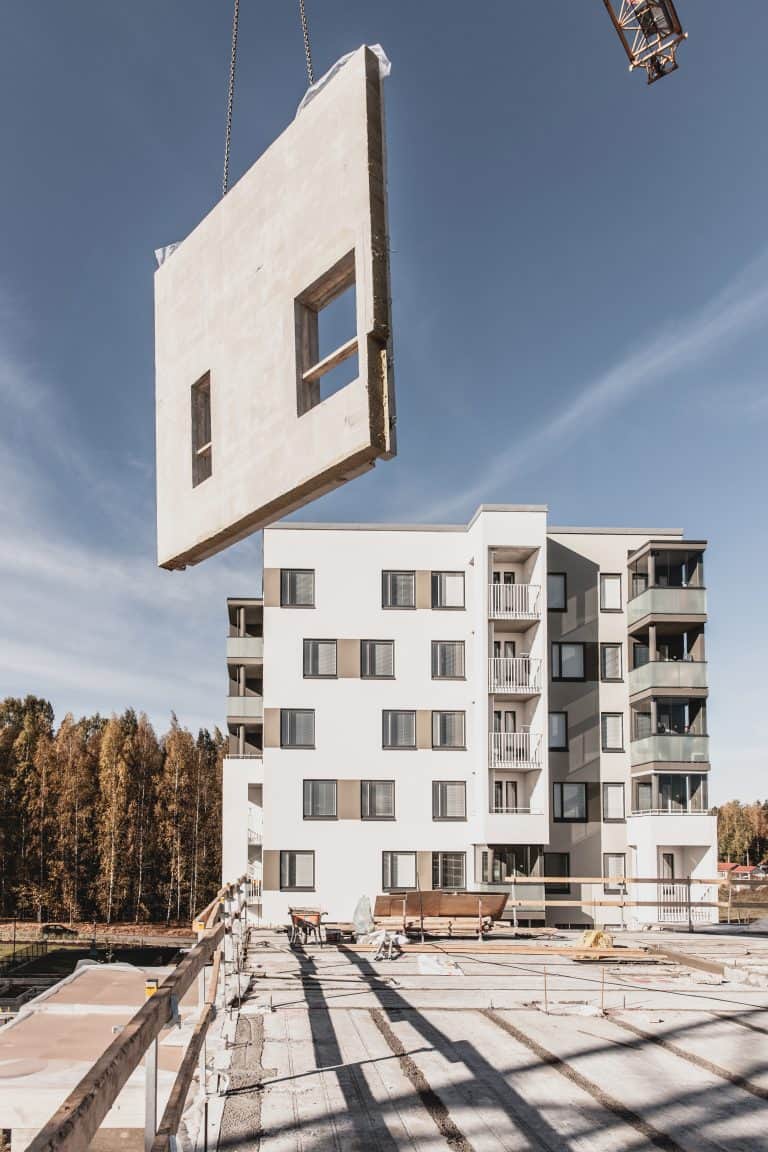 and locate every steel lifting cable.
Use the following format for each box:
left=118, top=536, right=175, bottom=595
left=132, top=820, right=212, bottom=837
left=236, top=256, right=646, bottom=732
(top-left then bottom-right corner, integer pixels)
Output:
left=299, top=0, right=315, bottom=86
left=222, top=0, right=240, bottom=197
